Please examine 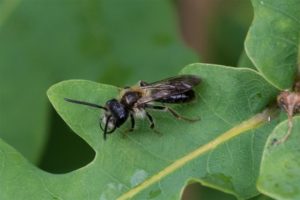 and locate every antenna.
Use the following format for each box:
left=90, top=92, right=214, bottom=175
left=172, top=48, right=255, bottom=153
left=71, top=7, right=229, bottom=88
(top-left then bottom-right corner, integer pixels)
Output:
left=64, top=98, right=107, bottom=111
